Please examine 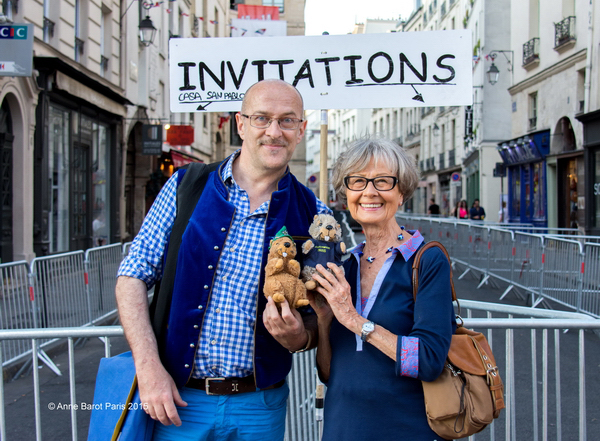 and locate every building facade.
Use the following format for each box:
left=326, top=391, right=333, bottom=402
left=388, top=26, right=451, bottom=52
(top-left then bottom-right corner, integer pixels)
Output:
left=503, top=0, right=597, bottom=231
